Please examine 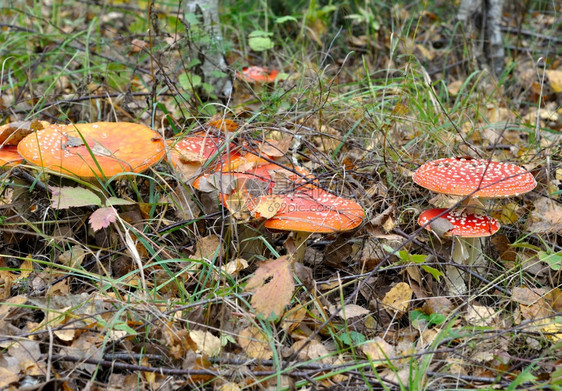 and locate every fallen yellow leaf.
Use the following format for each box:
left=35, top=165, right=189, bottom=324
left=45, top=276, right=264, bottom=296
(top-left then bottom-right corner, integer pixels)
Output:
left=545, top=69, right=562, bottom=93
left=381, top=282, right=412, bottom=316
